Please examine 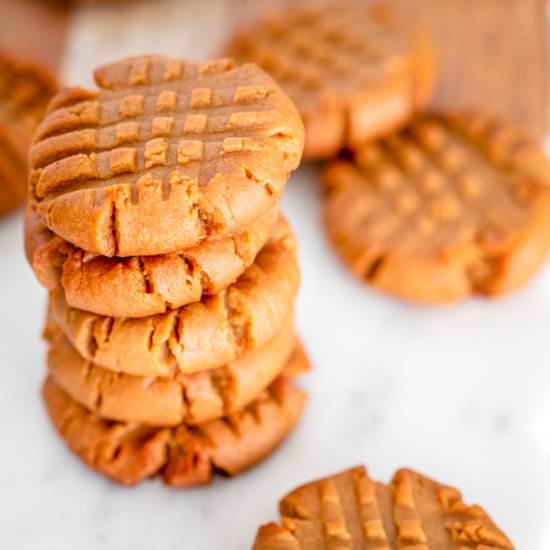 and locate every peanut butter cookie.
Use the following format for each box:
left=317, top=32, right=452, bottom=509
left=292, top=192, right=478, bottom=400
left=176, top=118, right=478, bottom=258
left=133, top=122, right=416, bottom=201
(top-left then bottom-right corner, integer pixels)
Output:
left=43, top=373, right=307, bottom=487
left=46, top=318, right=298, bottom=426
left=25, top=205, right=278, bottom=317
left=253, top=465, right=514, bottom=549
left=48, top=217, right=299, bottom=375
left=226, top=2, right=435, bottom=159
left=29, top=55, right=304, bottom=255
left=322, top=112, right=550, bottom=303
left=0, top=53, right=56, bottom=215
